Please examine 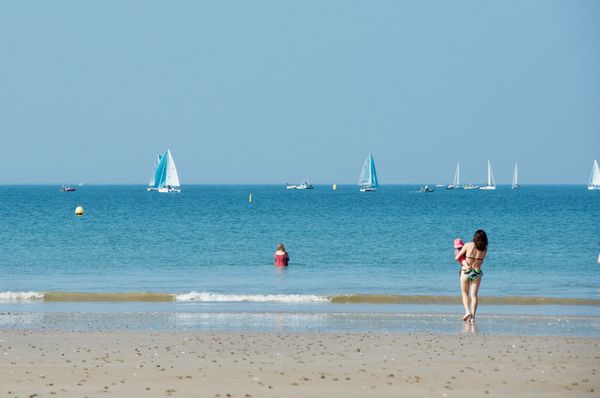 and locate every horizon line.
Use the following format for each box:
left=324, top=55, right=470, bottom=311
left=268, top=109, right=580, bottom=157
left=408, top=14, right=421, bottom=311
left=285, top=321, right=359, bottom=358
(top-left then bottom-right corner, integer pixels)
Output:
left=0, top=183, right=591, bottom=187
